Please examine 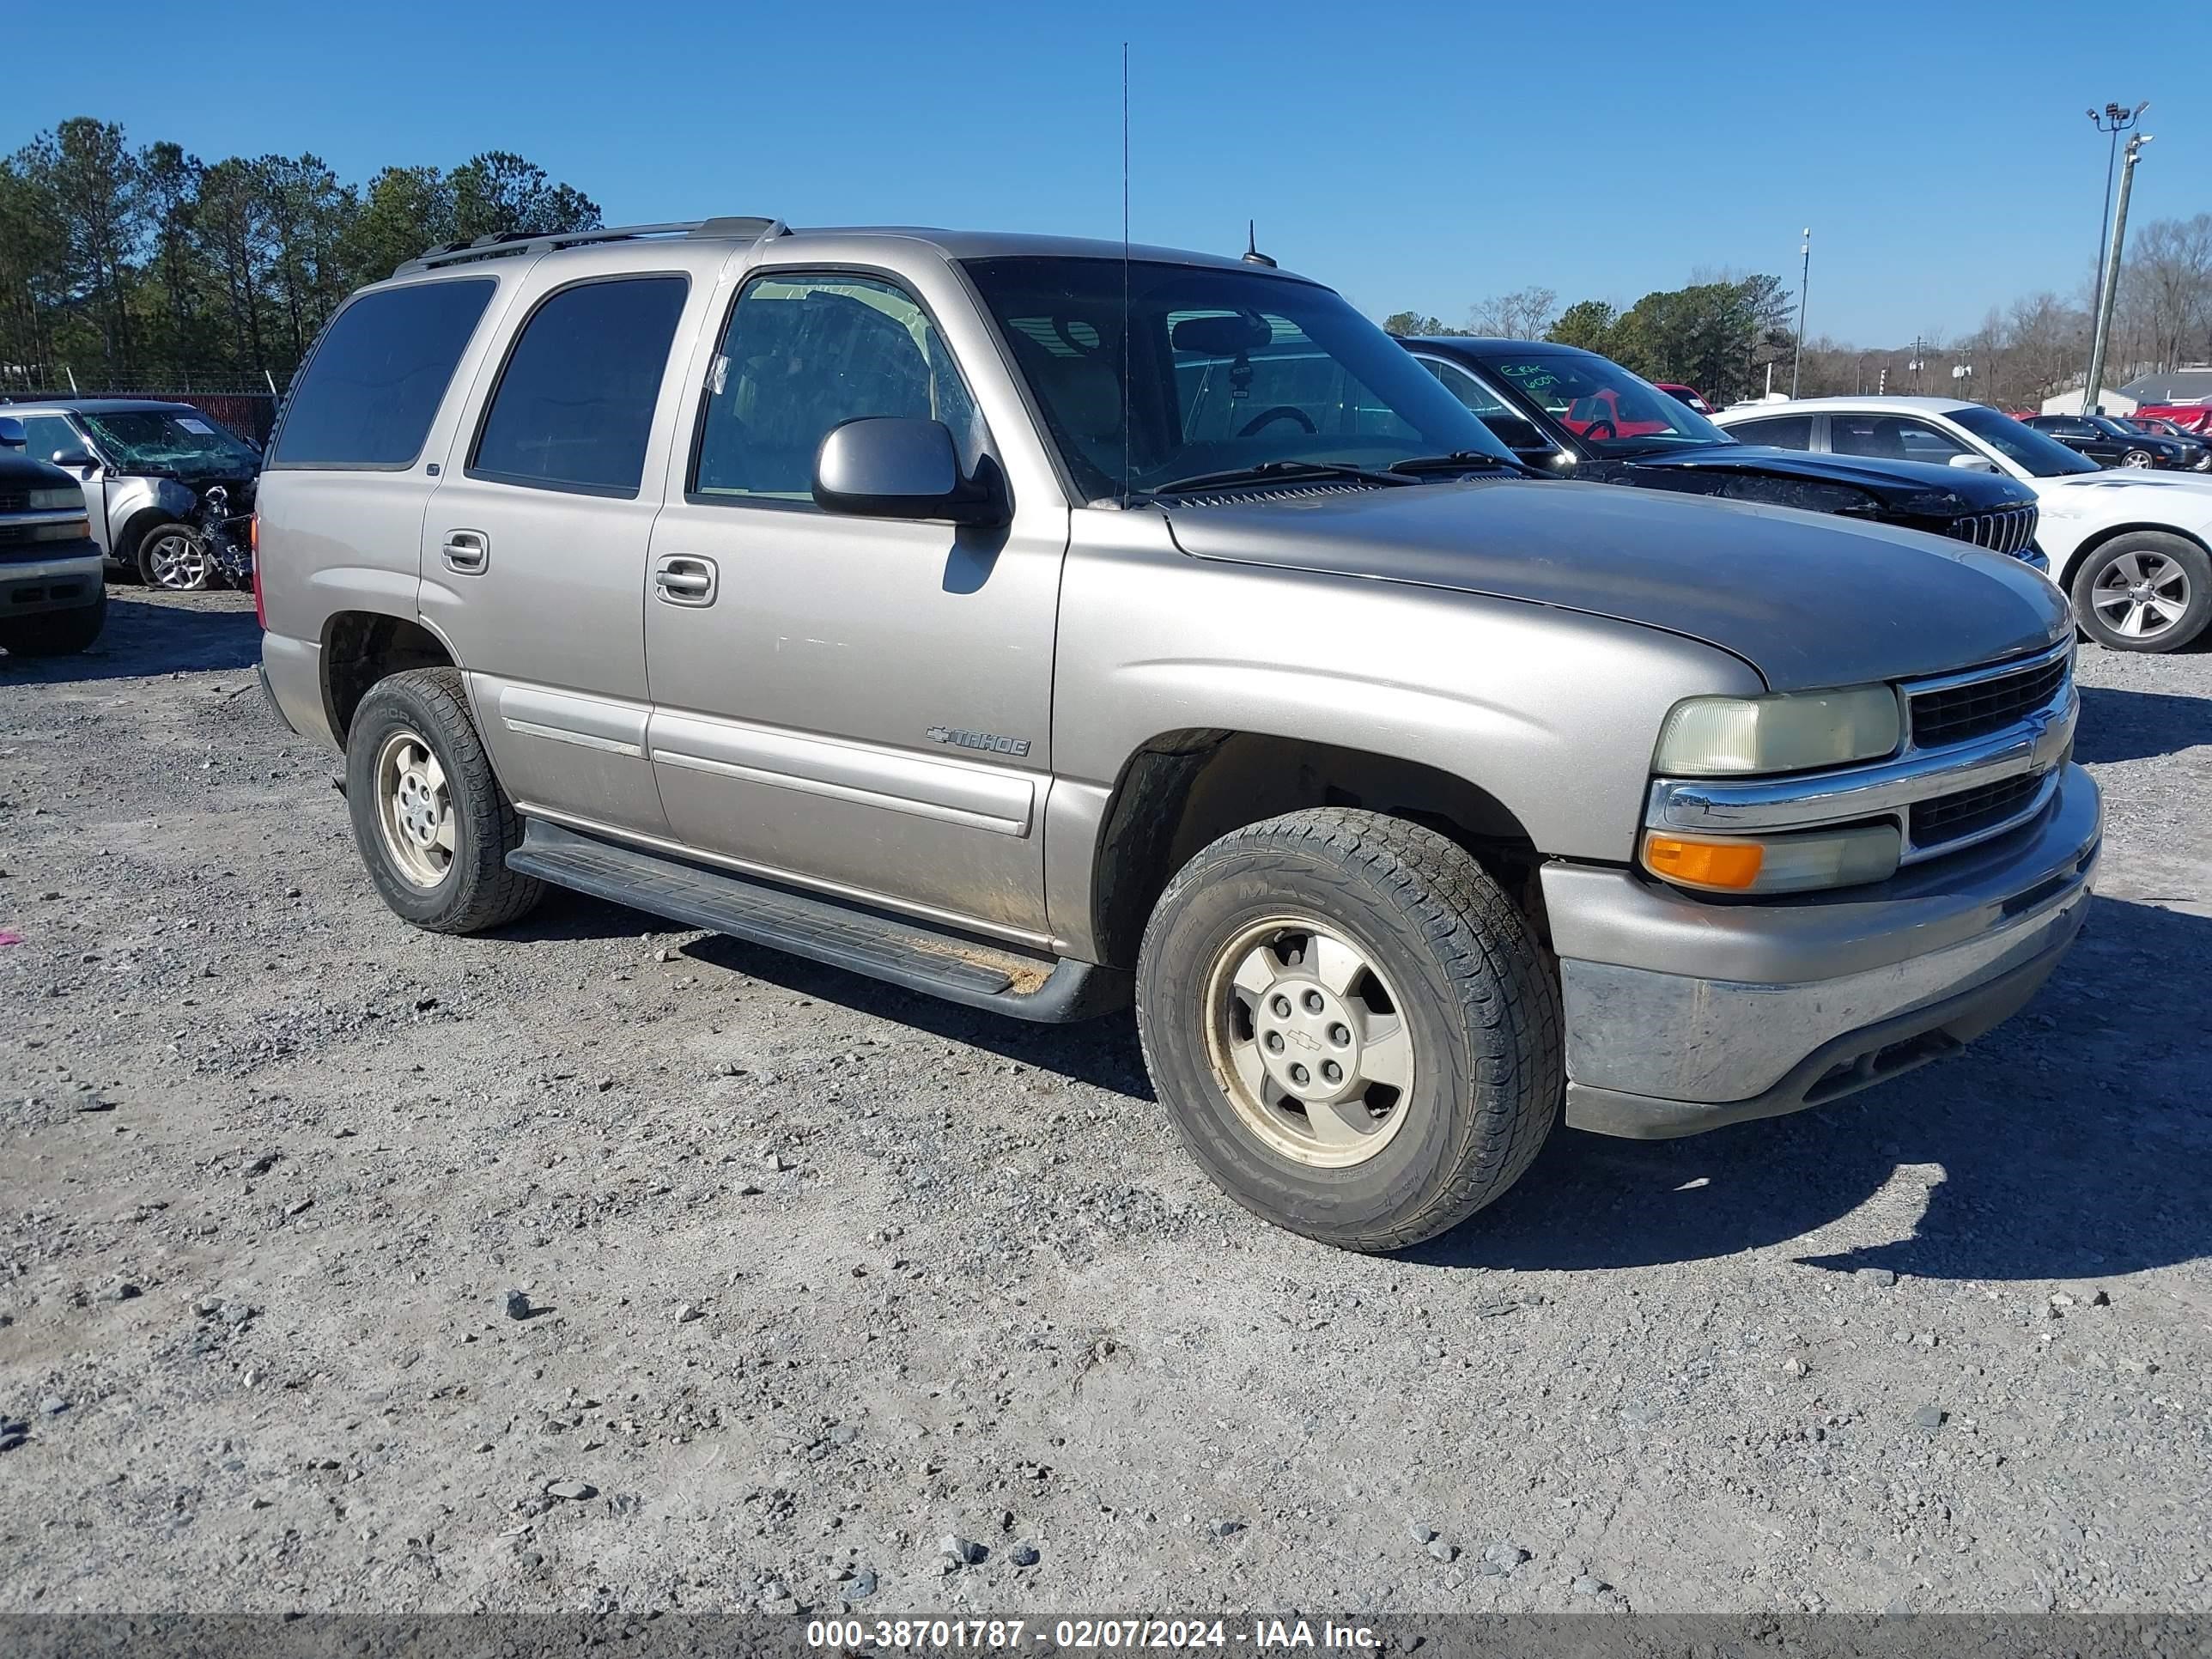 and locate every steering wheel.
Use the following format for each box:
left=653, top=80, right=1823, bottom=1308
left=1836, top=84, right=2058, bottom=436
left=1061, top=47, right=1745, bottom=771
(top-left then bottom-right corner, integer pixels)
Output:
left=1237, top=405, right=1318, bottom=438
left=1582, top=419, right=1618, bottom=441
